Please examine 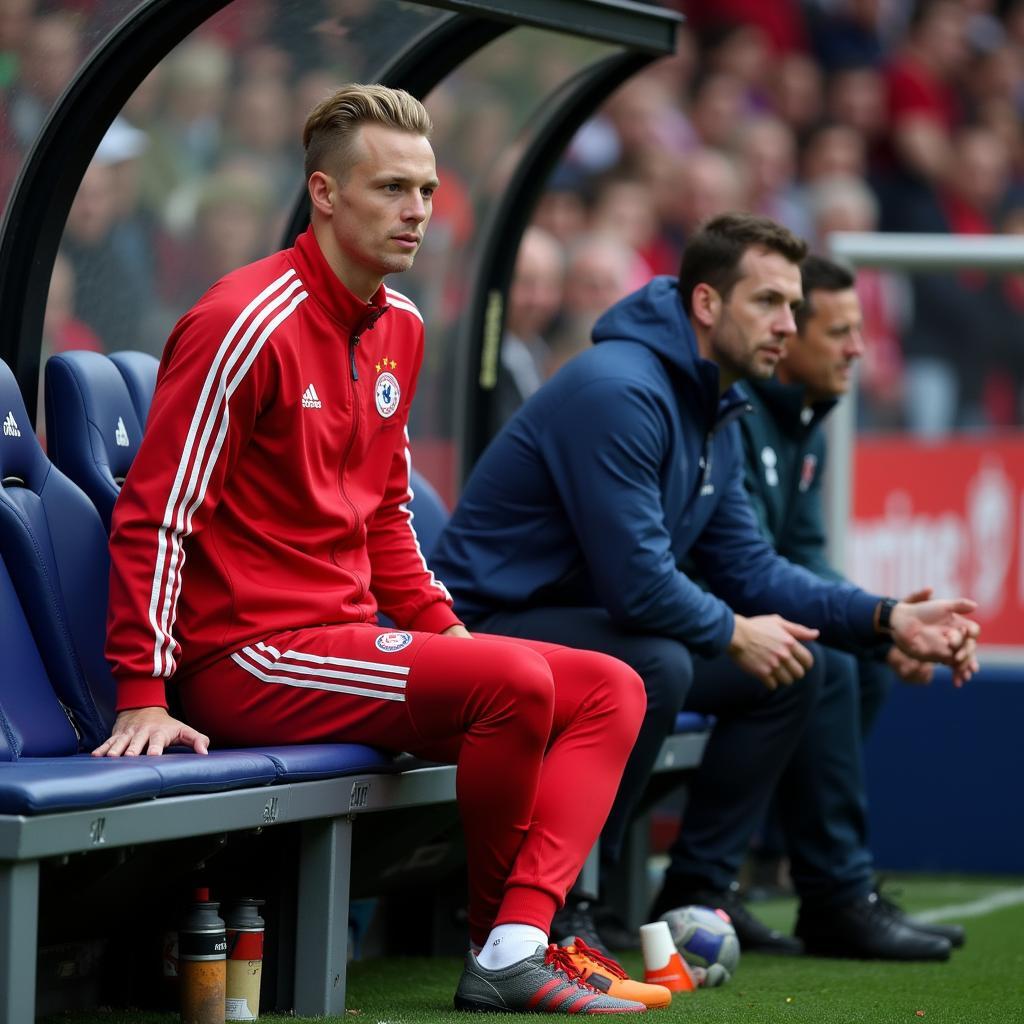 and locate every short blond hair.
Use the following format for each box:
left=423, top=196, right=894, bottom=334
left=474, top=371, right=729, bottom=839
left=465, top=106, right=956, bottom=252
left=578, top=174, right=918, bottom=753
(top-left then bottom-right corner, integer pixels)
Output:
left=302, top=83, right=433, bottom=182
